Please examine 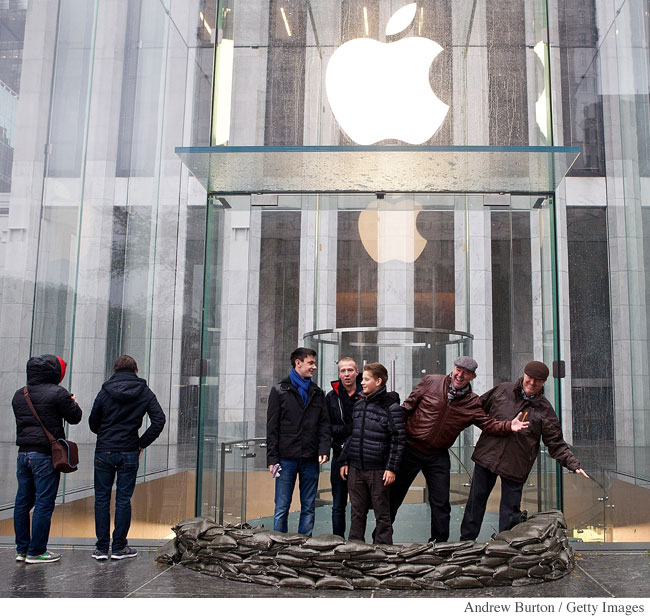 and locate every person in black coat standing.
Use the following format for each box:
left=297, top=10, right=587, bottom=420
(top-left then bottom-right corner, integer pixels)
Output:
left=89, top=355, right=166, bottom=560
left=266, top=347, right=330, bottom=536
left=339, top=363, right=406, bottom=545
left=13, top=354, right=82, bottom=564
left=325, top=356, right=363, bottom=537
